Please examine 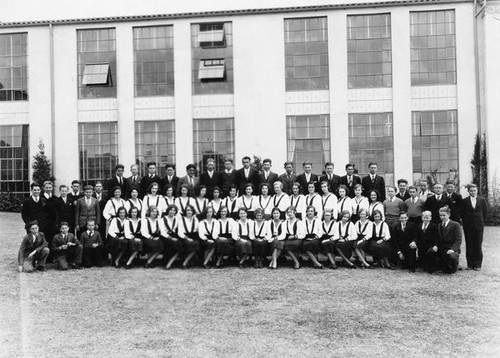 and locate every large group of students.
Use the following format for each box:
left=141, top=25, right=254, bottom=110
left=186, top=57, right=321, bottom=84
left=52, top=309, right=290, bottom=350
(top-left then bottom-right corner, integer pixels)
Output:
left=18, top=157, right=488, bottom=275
